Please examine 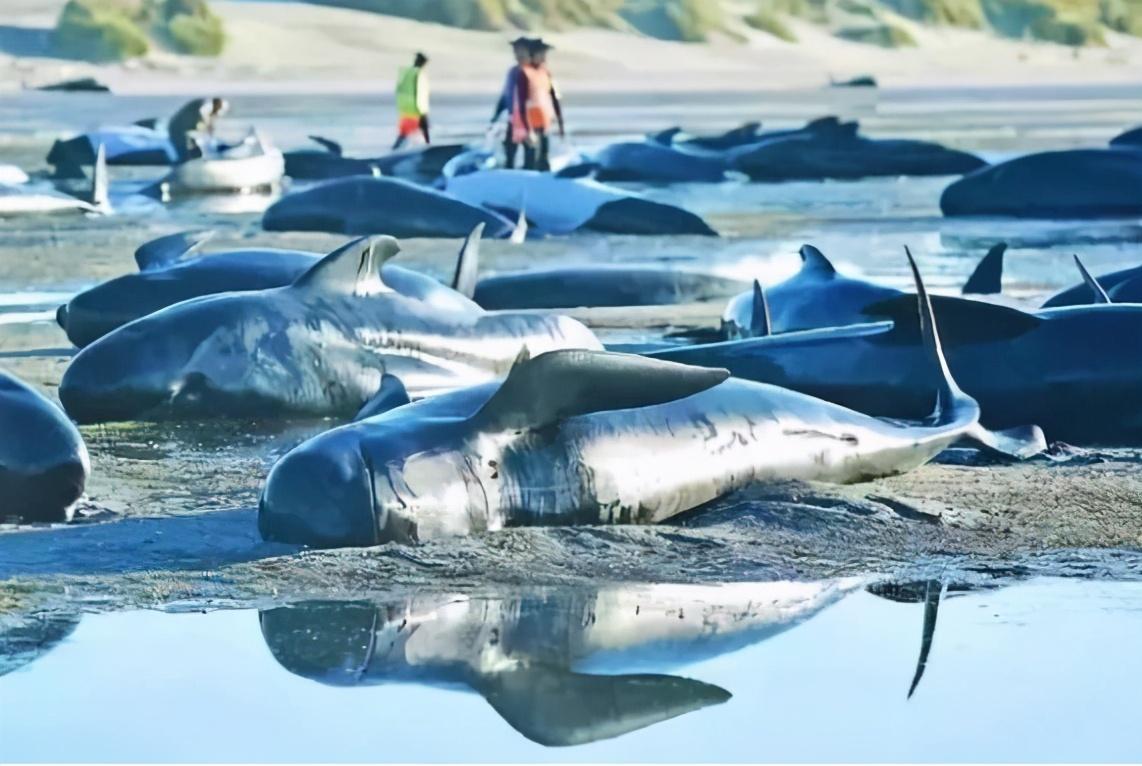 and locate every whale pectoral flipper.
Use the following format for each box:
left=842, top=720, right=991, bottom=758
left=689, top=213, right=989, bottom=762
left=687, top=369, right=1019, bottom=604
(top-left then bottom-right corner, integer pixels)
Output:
left=474, top=666, right=731, bottom=747
left=293, top=235, right=401, bottom=296
left=451, top=224, right=483, bottom=298
left=133, top=229, right=217, bottom=271
left=1072, top=254, right=1111, bottom=304
left=87, top=143, right=108, bottom=210
left=961, top=242, right=1007, bottom=295
left=308, top=135, right=343, bottom=156
left=750, top=280, right=771, bottom=337
left=473, top=350, right=729, bottom=431
left=354, top=374, right=412, bottom=421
